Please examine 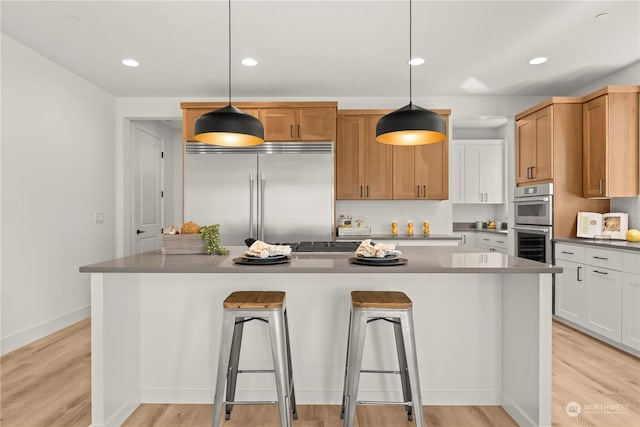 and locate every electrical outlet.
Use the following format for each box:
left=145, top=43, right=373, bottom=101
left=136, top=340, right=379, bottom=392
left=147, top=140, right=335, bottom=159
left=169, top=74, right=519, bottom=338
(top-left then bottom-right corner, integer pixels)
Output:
left=94, top=212, right=104, bottom=224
